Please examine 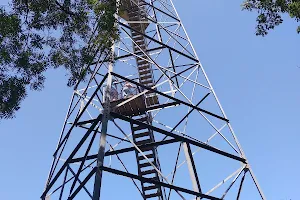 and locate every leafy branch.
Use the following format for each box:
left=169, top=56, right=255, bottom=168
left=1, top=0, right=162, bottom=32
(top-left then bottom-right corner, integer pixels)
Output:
left=242, top=0, right=300, bottom=36
left=0, top=0, right=119, bottom=119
